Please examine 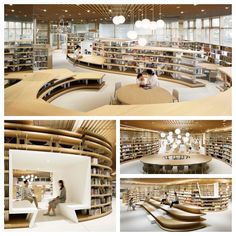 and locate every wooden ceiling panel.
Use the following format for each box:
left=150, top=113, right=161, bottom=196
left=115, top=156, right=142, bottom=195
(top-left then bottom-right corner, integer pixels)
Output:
left=121, top=178, right=232, bottom=186
left=4, top=4, right=232, bottom=23
left=121, top=120, right=231, bottom=133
